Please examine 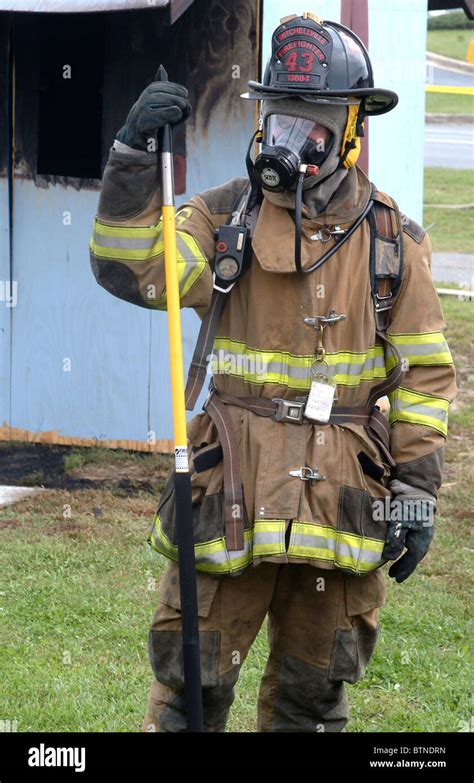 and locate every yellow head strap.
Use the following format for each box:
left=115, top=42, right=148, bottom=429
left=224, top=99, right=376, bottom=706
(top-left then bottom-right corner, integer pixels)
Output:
left=340, top=104, right=363, bottom=169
